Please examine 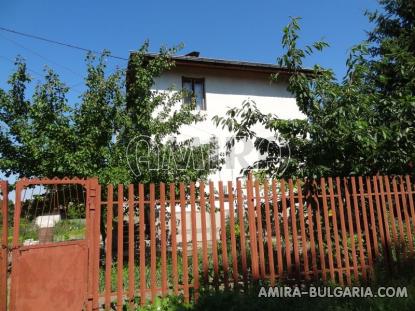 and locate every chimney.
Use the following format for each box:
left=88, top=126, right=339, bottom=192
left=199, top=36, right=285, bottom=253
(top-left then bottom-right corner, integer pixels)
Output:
left=185, top=51, right=200, bottom=57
